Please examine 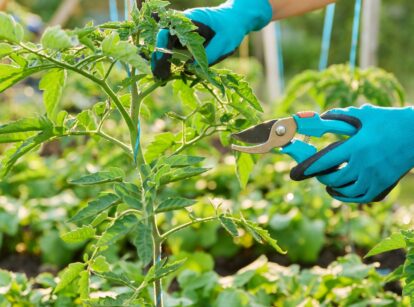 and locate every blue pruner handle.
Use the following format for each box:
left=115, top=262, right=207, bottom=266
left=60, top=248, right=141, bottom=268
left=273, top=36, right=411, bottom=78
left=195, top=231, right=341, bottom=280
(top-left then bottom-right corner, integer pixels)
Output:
left=281, top=140, right=317, bottom=163
left=293, top=111, right=357, bottom=137
left=280, top=111, right=358, bottom=164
